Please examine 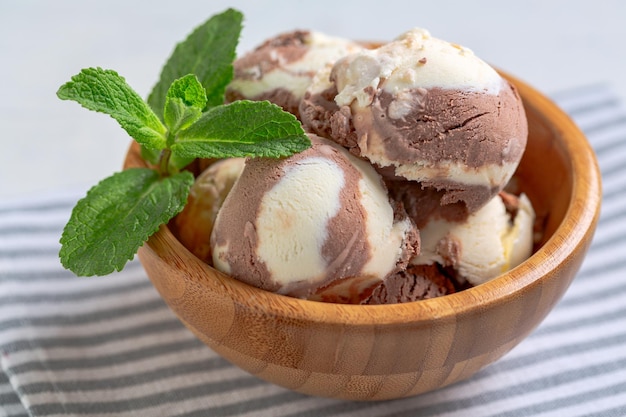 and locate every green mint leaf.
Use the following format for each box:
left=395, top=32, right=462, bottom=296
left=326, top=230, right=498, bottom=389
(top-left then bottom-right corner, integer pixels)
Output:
left=164, top=74, right=206, bottom=136
left=171, top=100, right=311, bottom=159
left=59, top=168, right=194, bottom=276
left=147, top=8, right=243, bottom=115
left=166, top=74, right=208, bottom=109
left=57, top=68, right=167, bottom=150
